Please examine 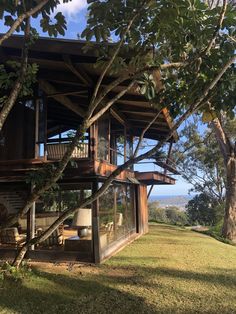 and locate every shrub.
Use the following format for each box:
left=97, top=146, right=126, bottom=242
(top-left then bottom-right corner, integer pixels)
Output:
left=148, top=202, right=188, bottom=226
